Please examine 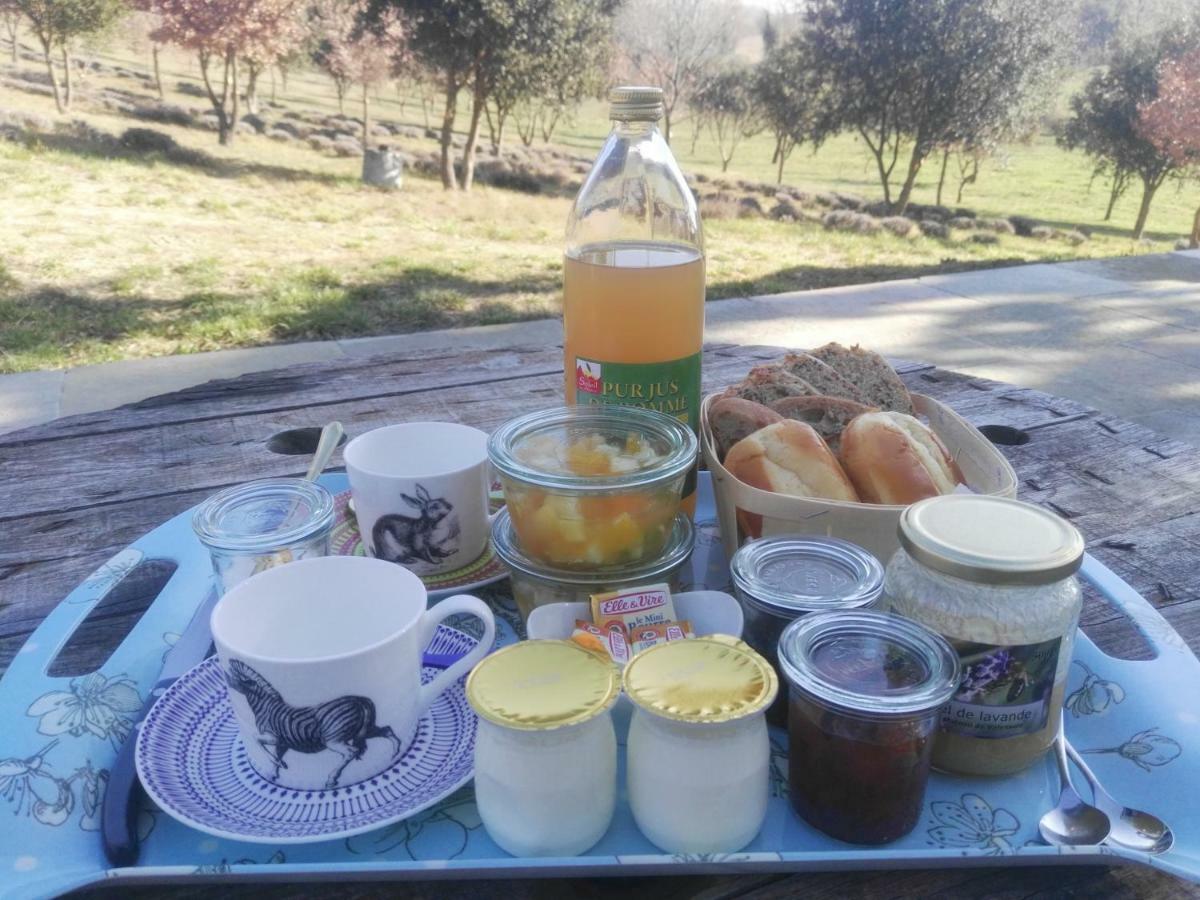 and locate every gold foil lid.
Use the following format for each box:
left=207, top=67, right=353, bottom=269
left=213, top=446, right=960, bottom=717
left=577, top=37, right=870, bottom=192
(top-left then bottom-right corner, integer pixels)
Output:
left=466, top=640, right=620, bottom=731
left=622, top=635, right=778, bottom=723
